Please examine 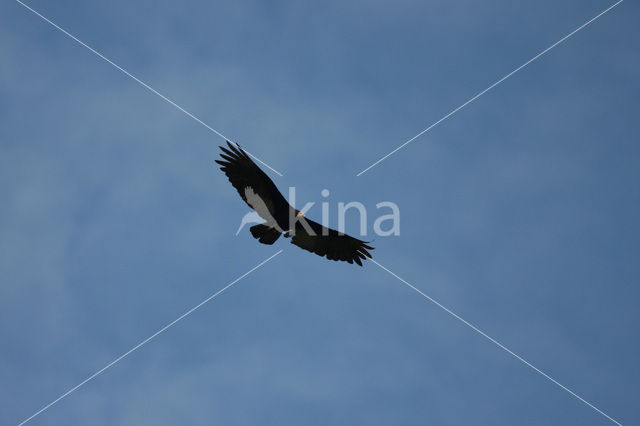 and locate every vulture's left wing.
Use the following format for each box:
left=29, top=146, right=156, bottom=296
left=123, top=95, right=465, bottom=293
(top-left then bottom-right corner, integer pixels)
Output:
left=290, top=218, right=373, bottom=266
